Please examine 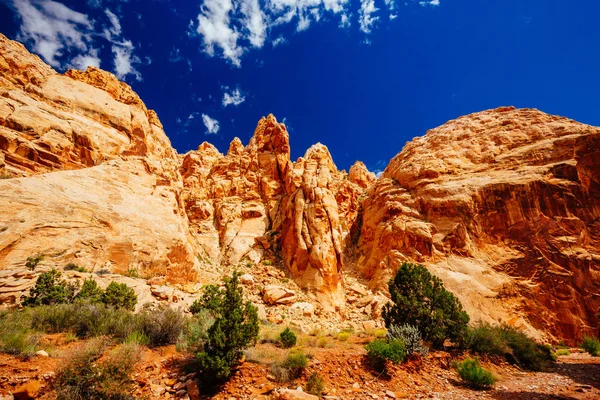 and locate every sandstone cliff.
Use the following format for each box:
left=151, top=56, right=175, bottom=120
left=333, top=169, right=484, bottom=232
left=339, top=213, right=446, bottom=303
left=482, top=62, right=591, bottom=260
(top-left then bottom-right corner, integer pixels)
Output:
left=1, top=34, right=599, bottom=342
left=0, top=34, right=199, bottom=289
left=355, top=107, right=600, bottom=340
